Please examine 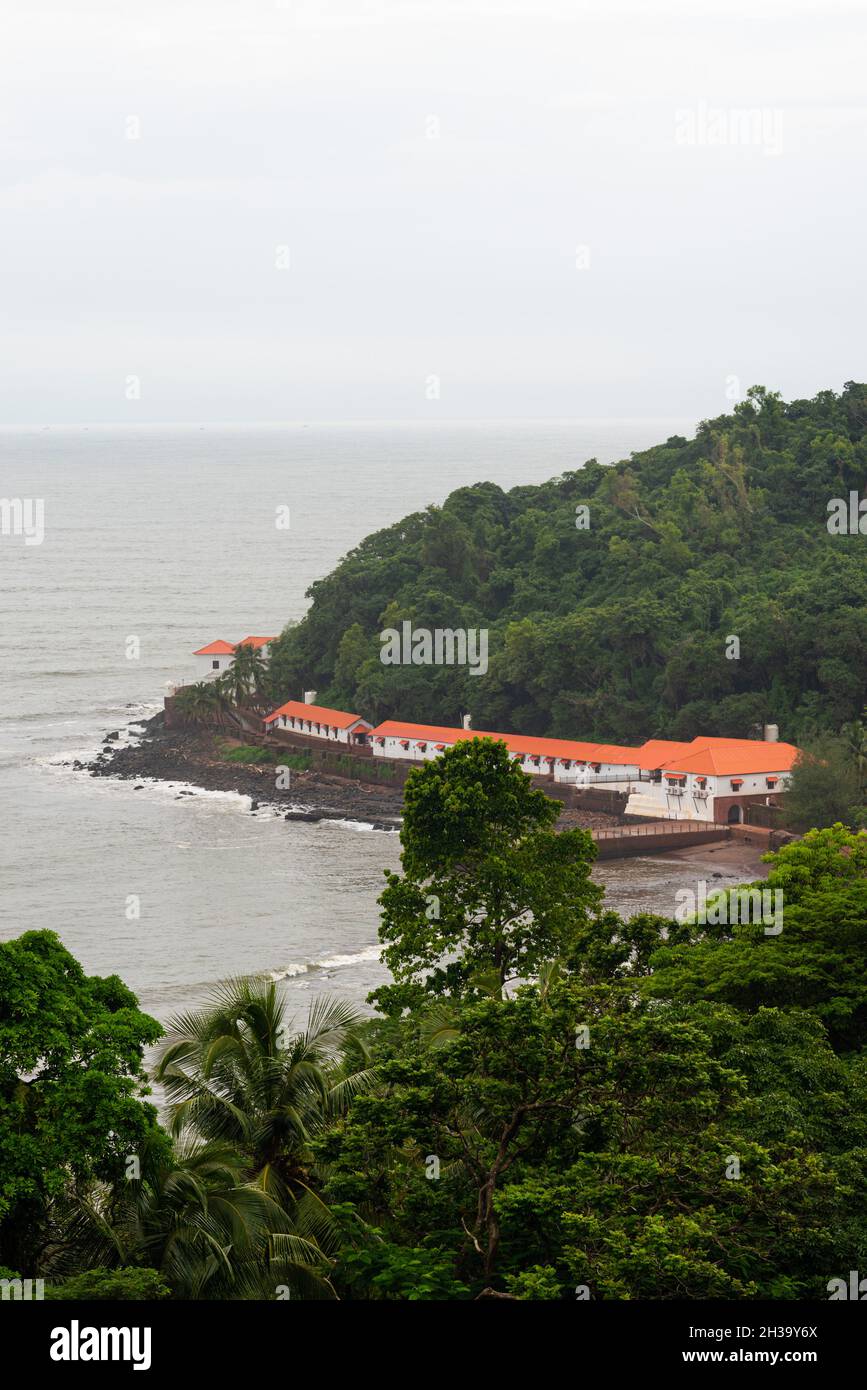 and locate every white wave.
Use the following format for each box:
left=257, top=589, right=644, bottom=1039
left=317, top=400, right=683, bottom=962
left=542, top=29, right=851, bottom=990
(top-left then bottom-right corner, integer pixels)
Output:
left=267, top=943, right=383, bottom=982
left=35, top=761, right=255, bottom=813
left=321, top=817, right=400, bottom=834
left=37, top=748, right=104, bottom=771
left=146, top=781, right=254, bottom=809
